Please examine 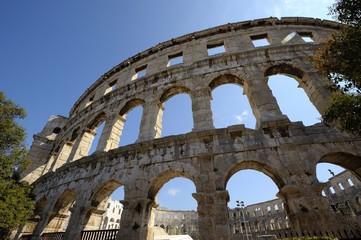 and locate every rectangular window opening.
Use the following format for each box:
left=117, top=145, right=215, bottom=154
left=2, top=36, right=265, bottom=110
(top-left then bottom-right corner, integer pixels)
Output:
left=109, top=80, right=117, bottom=90
left=207, top=42, right=226, bottom=56
left=104, top=79, right=118, bottom=95
left=267, top=206, right=271, bottom=212
left=322, top=190, right=327, bottom=197
left=85, top=95, right=95, bottom=108
left=298, top=32, right=314, bottom=42
left=167, top=52, right=183, bottom=67
left=251, top=34, right=270, bottom=47
left=338, top=182, right=345, bottom=190
left=347, top=178, right=354, bottom=186
left=132, top=65, right=147, bottom=81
